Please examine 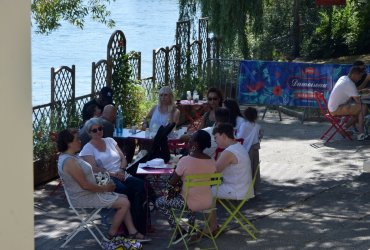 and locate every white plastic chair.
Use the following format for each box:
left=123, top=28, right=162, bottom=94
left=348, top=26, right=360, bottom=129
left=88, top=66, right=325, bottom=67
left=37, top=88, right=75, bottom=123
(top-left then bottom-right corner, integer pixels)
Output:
left=60, top=184, right=108, bottom=248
